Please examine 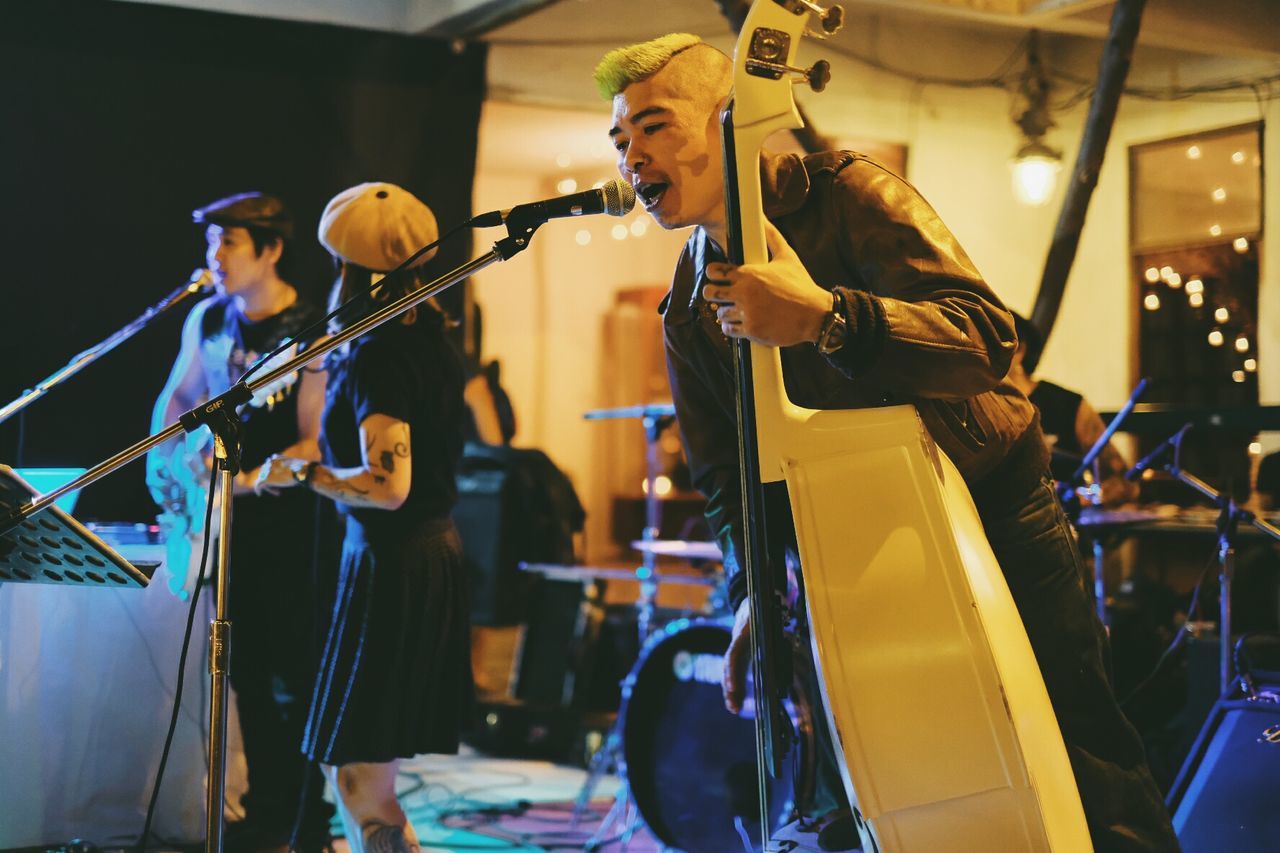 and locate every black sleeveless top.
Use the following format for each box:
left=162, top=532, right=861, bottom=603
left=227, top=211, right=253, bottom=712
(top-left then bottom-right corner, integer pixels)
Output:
left=1028, top=380, right=1083, bottom=483
left=197, top=294, right=323, bottom=471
